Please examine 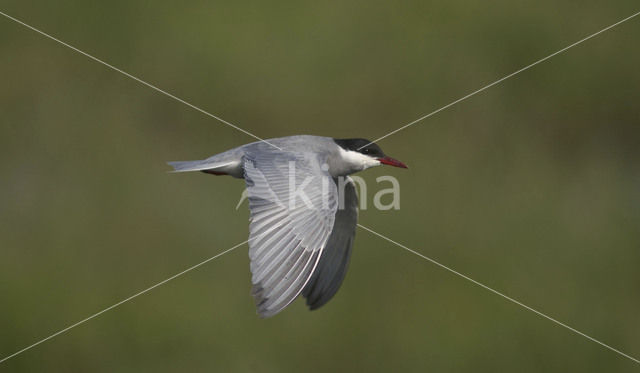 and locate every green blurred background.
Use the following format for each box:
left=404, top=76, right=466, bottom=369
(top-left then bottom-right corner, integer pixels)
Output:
left=1, top=1, right=639, bottom=371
